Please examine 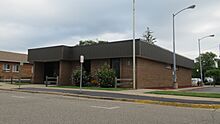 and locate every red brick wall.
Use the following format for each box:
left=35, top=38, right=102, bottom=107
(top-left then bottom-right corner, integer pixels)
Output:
left=120, top=58, right=133, bottom=79
left=176, top=67, right=192, bottom=87
left=0, top=61, right=33, bottom=80
left=59, top=61, right=73, bottom=85
left=32, top=62, right=44, bottom=84
left=31, top=57, right=192, bottom=88
left=136, top=57, right=192, bottom=89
